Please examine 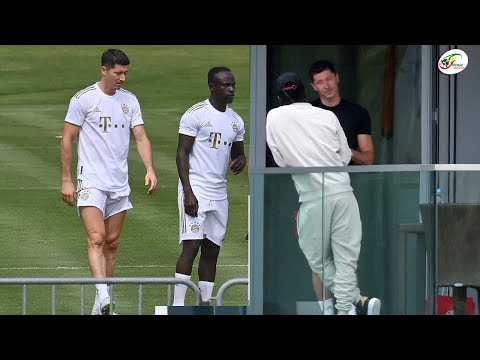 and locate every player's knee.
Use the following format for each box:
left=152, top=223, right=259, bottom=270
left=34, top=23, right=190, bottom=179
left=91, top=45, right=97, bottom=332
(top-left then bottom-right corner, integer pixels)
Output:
left=88, top=231, right=106, bottom=247
left=201, top=242, right=220, bottom=259
left=105, top=235, right=120, bottom=251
